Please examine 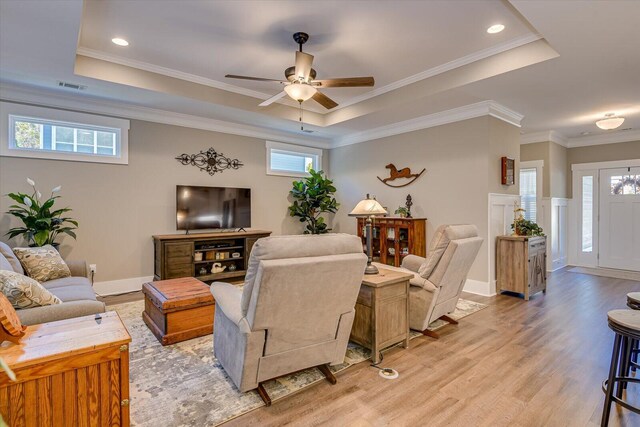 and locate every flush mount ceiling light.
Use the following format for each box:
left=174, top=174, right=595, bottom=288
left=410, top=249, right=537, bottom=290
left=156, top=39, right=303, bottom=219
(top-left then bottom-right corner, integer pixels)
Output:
left=283, top=81, right=317, bottom=102
left=596, top=113, right=625, bottom=130
left=111, top=37, right=129, bottom=46
left=487, top=24, right=505, bottom=34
